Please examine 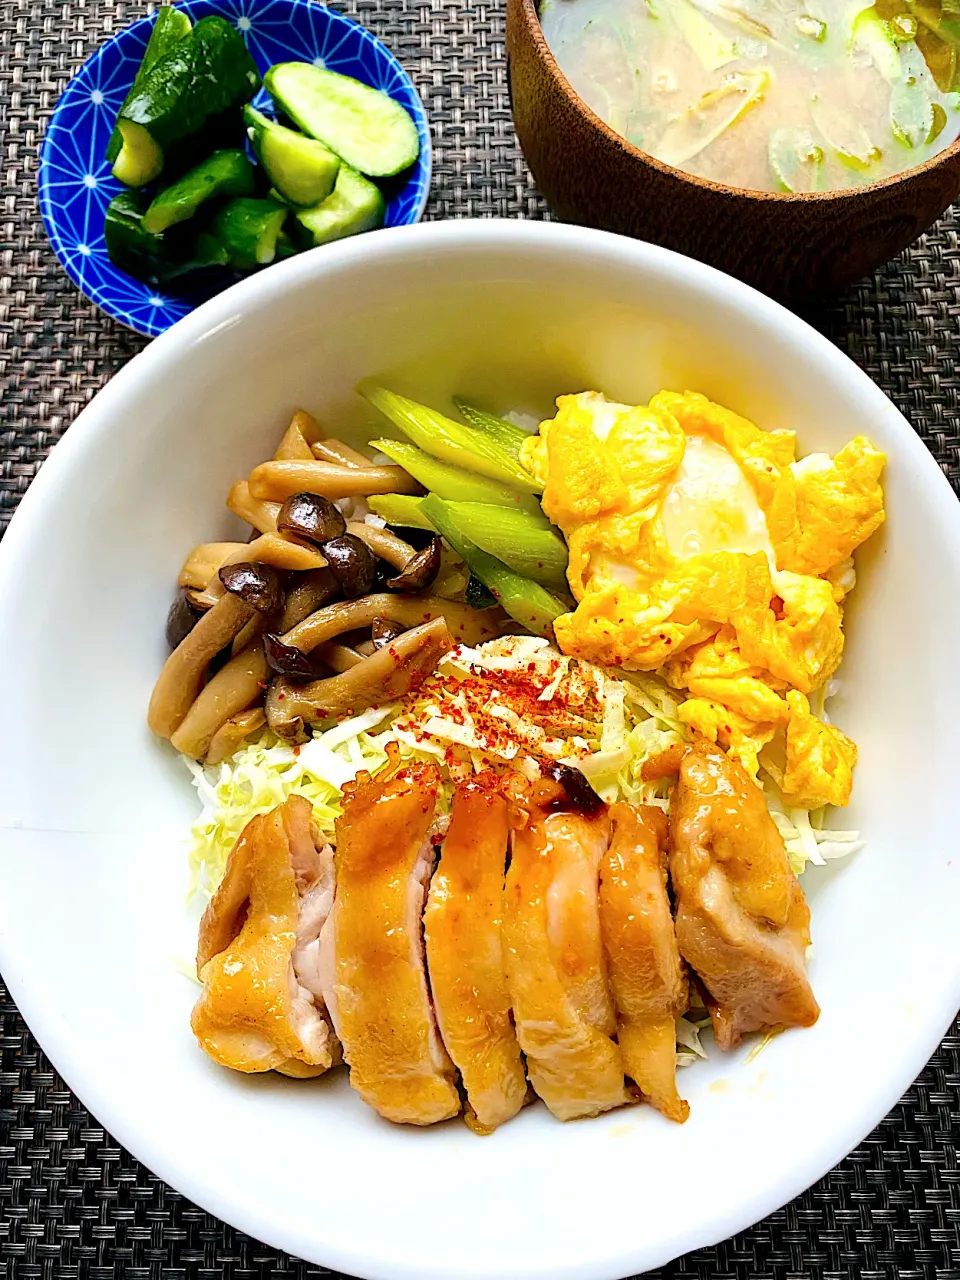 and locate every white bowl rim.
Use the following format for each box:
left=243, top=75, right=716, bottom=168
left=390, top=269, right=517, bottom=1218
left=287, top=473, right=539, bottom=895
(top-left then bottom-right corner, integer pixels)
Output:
left=2, top=219, right=960, bottom=1279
